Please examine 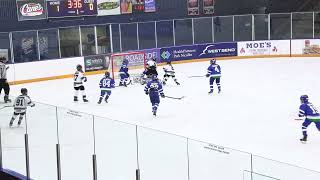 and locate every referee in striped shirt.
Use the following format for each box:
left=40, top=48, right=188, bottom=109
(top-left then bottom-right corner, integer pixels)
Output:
left=0, top=57, right=11, bottom=103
